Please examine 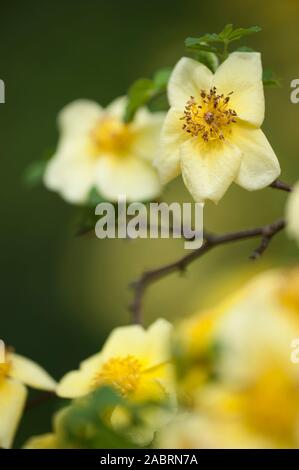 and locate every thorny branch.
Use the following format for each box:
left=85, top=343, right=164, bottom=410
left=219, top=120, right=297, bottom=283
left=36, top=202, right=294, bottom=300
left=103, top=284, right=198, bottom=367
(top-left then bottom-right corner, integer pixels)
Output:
left=25, top=182, right=292, bottom=412
left=129, top=179, right=292, bottom=324
left=270, top=179, right=292, bottom=193
left=129, top=219, right=285, bottom=324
